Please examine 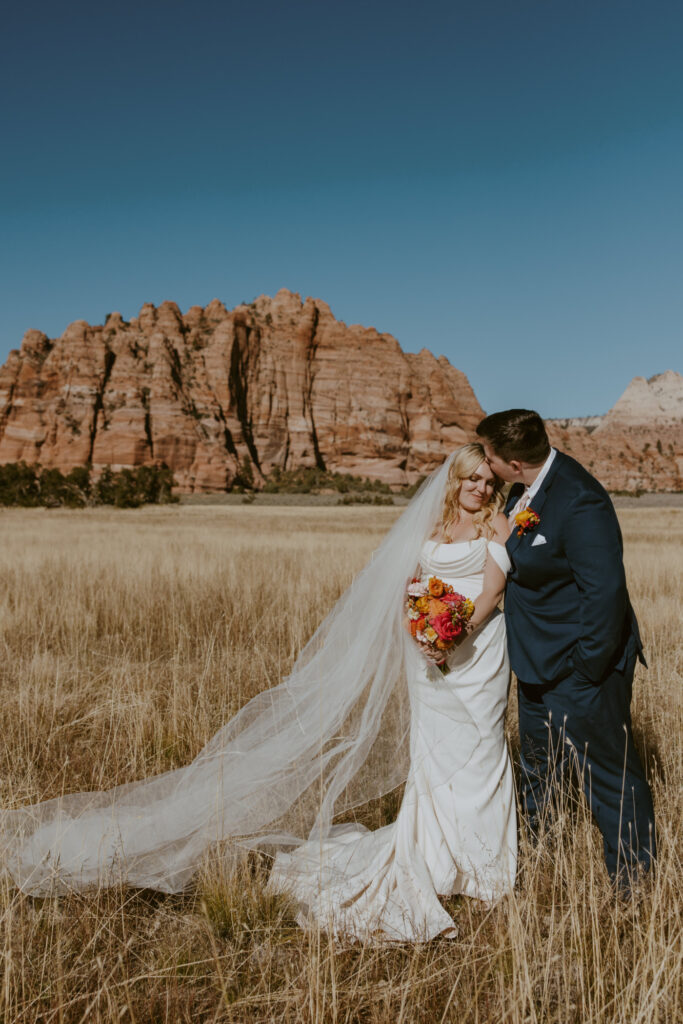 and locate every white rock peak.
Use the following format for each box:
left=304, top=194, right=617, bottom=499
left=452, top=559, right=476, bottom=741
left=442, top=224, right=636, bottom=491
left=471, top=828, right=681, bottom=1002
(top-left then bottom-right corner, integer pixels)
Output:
left=604, top=370, right=683, bottom=425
